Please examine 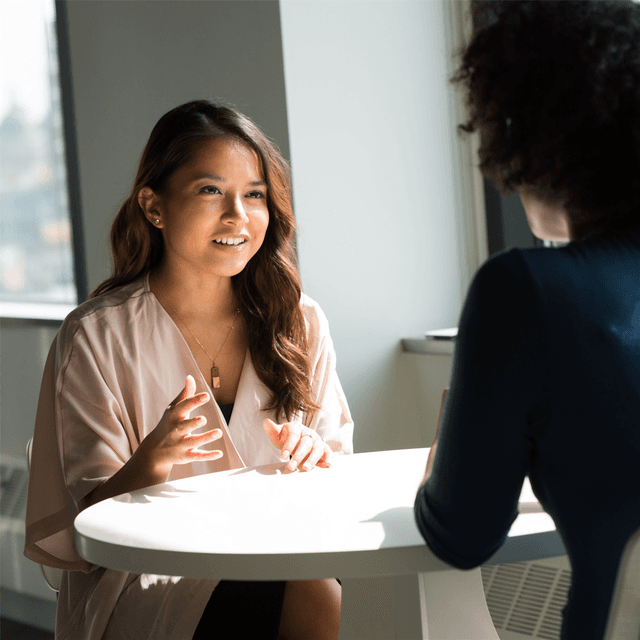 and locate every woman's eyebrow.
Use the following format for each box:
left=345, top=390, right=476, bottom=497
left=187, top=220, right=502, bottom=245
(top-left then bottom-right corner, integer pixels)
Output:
left=193, top=173, right=226, bottom=182
left=192, top=174, right=266, bottom=187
